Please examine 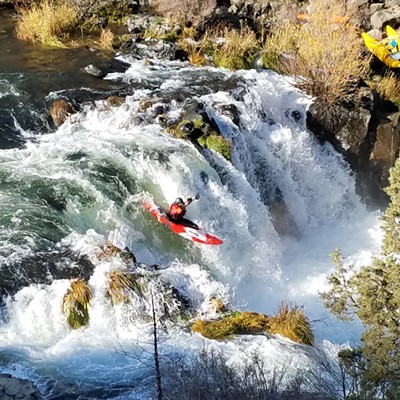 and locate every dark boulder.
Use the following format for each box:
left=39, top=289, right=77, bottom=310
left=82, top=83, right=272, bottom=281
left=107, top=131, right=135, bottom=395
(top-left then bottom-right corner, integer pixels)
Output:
left=307, top=86, right=399, bottom=207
